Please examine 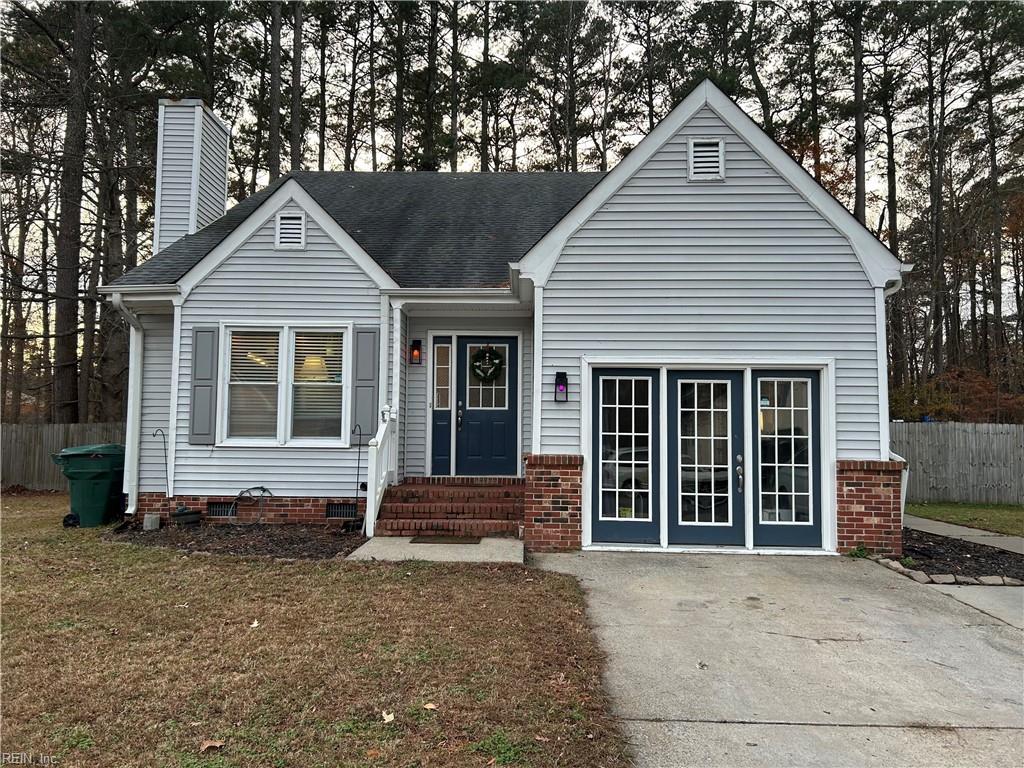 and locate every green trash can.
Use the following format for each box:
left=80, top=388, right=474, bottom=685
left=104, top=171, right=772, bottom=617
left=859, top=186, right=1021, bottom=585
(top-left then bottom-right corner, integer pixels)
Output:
left=52, top=444, right=126, bottom=527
